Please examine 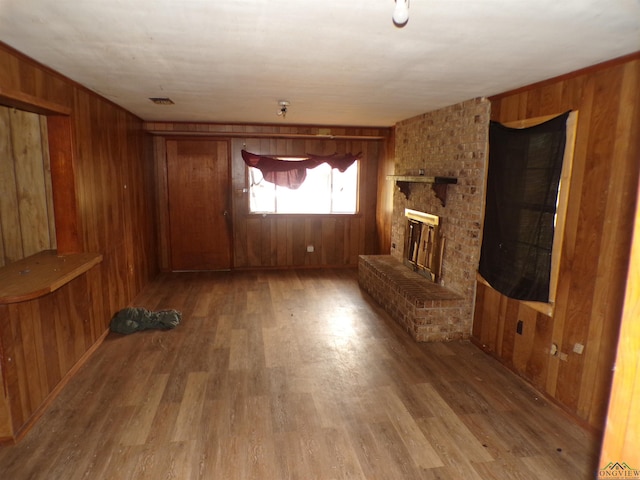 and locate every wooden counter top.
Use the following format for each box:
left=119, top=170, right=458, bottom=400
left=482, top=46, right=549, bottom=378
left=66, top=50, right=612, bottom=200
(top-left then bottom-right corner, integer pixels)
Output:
left=0, top=250, right=103, bottom=304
